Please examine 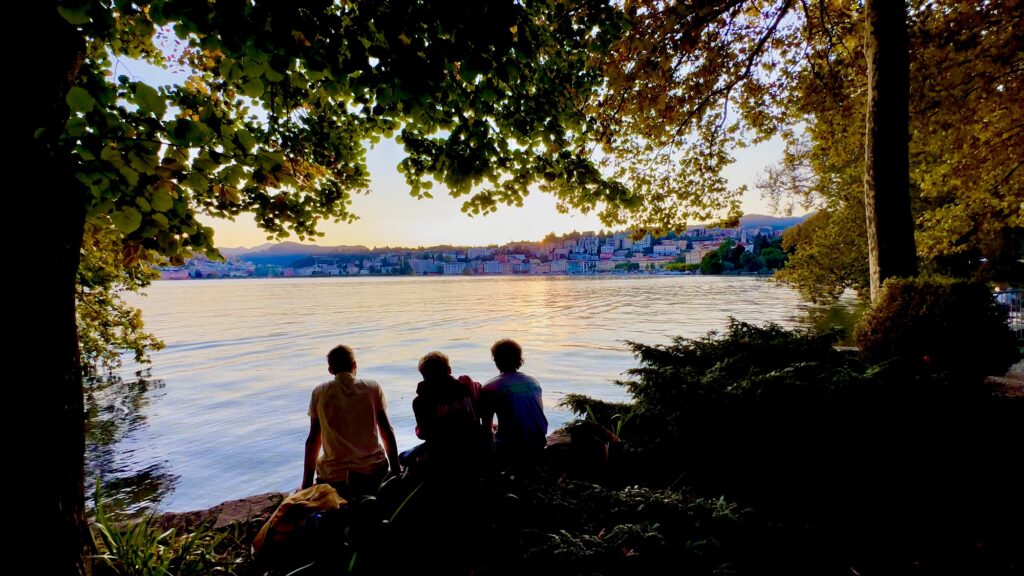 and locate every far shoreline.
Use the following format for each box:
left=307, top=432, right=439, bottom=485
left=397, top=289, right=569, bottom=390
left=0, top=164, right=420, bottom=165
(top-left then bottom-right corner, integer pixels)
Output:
left=155, top=270, right=778, bottom=281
